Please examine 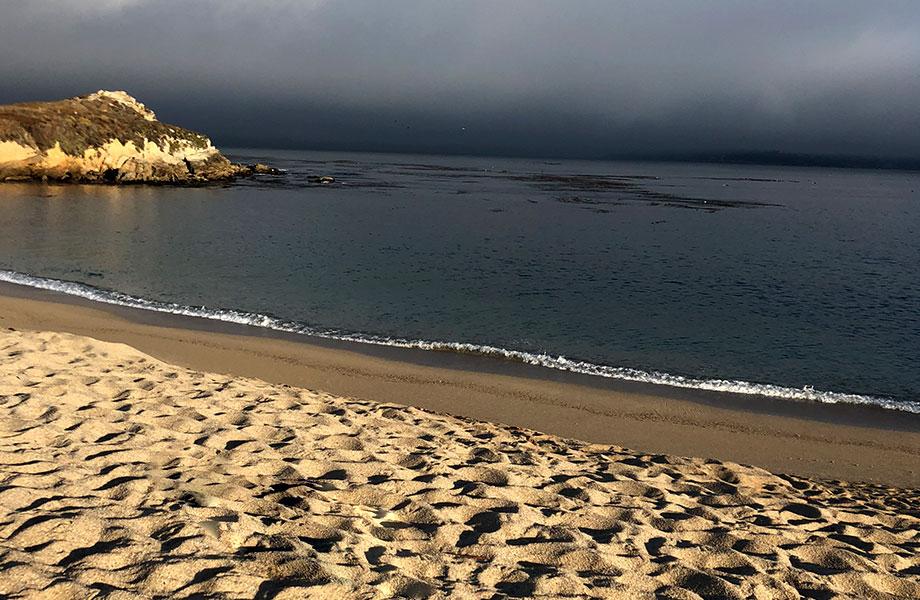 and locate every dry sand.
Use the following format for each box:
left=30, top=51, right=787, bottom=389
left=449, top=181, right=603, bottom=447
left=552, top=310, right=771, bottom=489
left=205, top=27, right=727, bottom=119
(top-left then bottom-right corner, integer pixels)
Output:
left=1, top=327, right=919, bottom=599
